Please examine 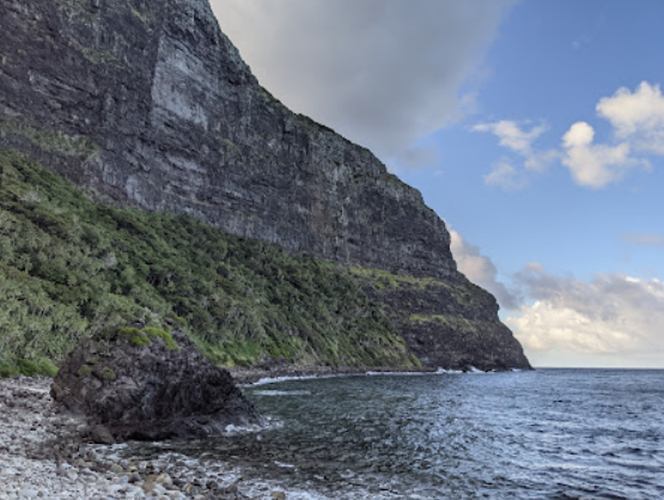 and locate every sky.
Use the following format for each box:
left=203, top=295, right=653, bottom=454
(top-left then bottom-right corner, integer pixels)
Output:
left=209, top=0, right=664, bottom=368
